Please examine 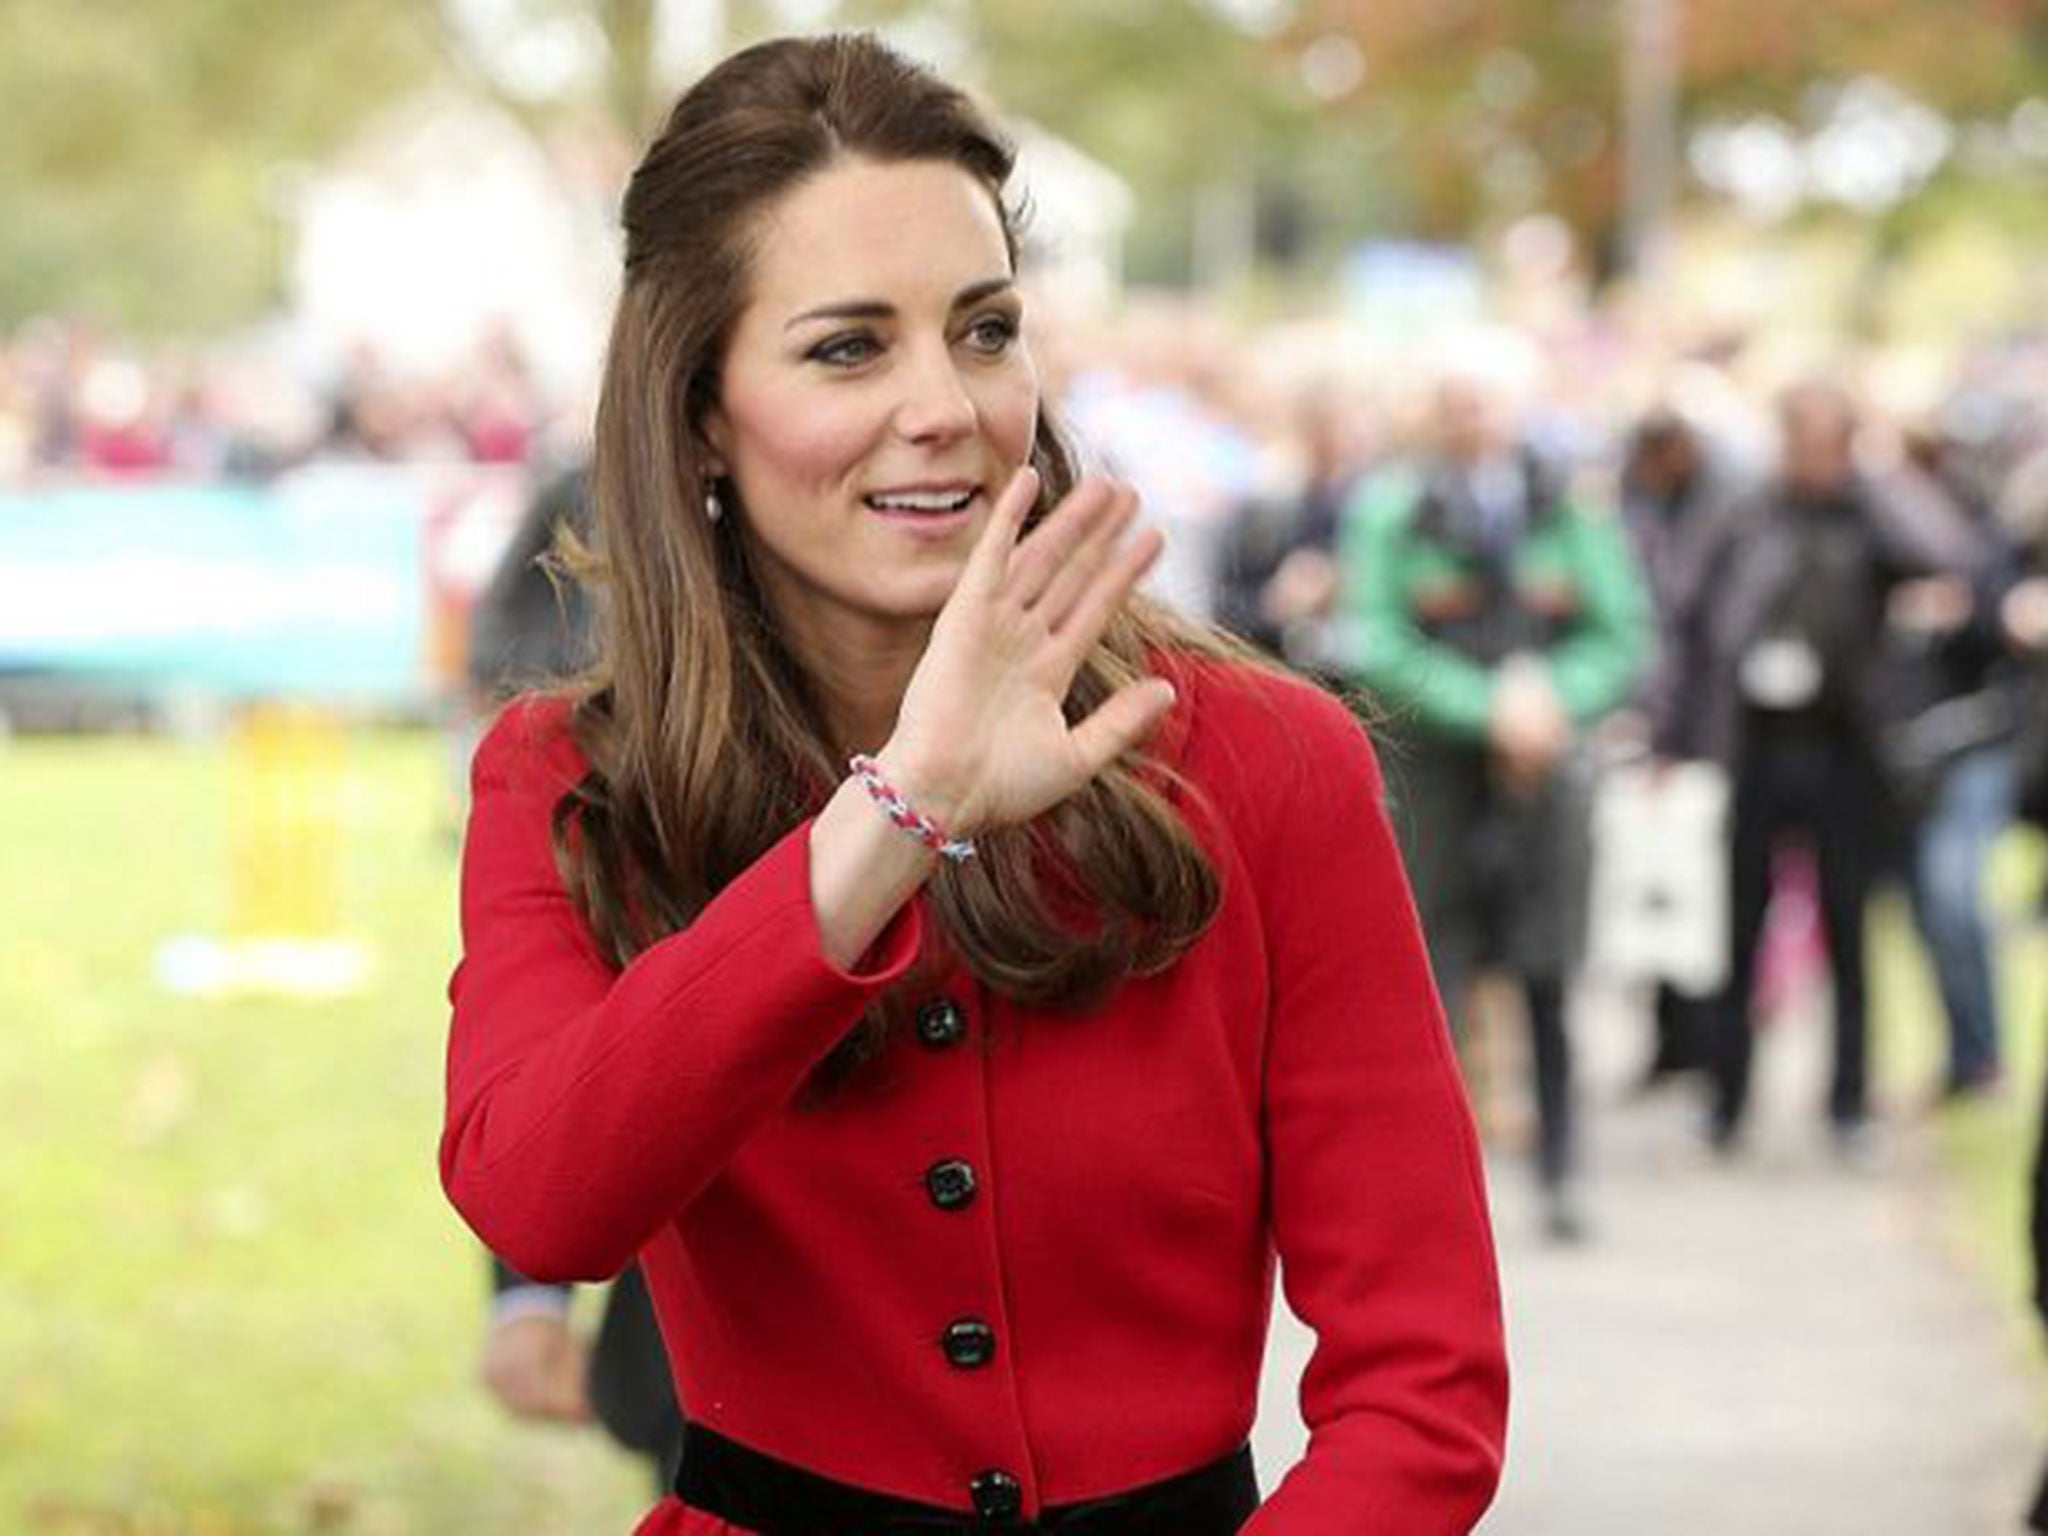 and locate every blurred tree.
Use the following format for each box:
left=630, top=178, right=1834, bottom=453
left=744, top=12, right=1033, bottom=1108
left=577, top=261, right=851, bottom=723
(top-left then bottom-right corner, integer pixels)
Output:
left=435, top=0, right=757, bottom=141
left=5, top=0, right=2044, bottom=326
left=0, top=0, right=442, bottom=330
left=830, top=0, right=2047, bottom=288
left=0, top=0, right=770, bottom=332
left=837, top=0, right=1373, bottom=286
left=1681, top=0, right=2048, bottom=116
left=1287, top=0, right=2048, bottom=282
